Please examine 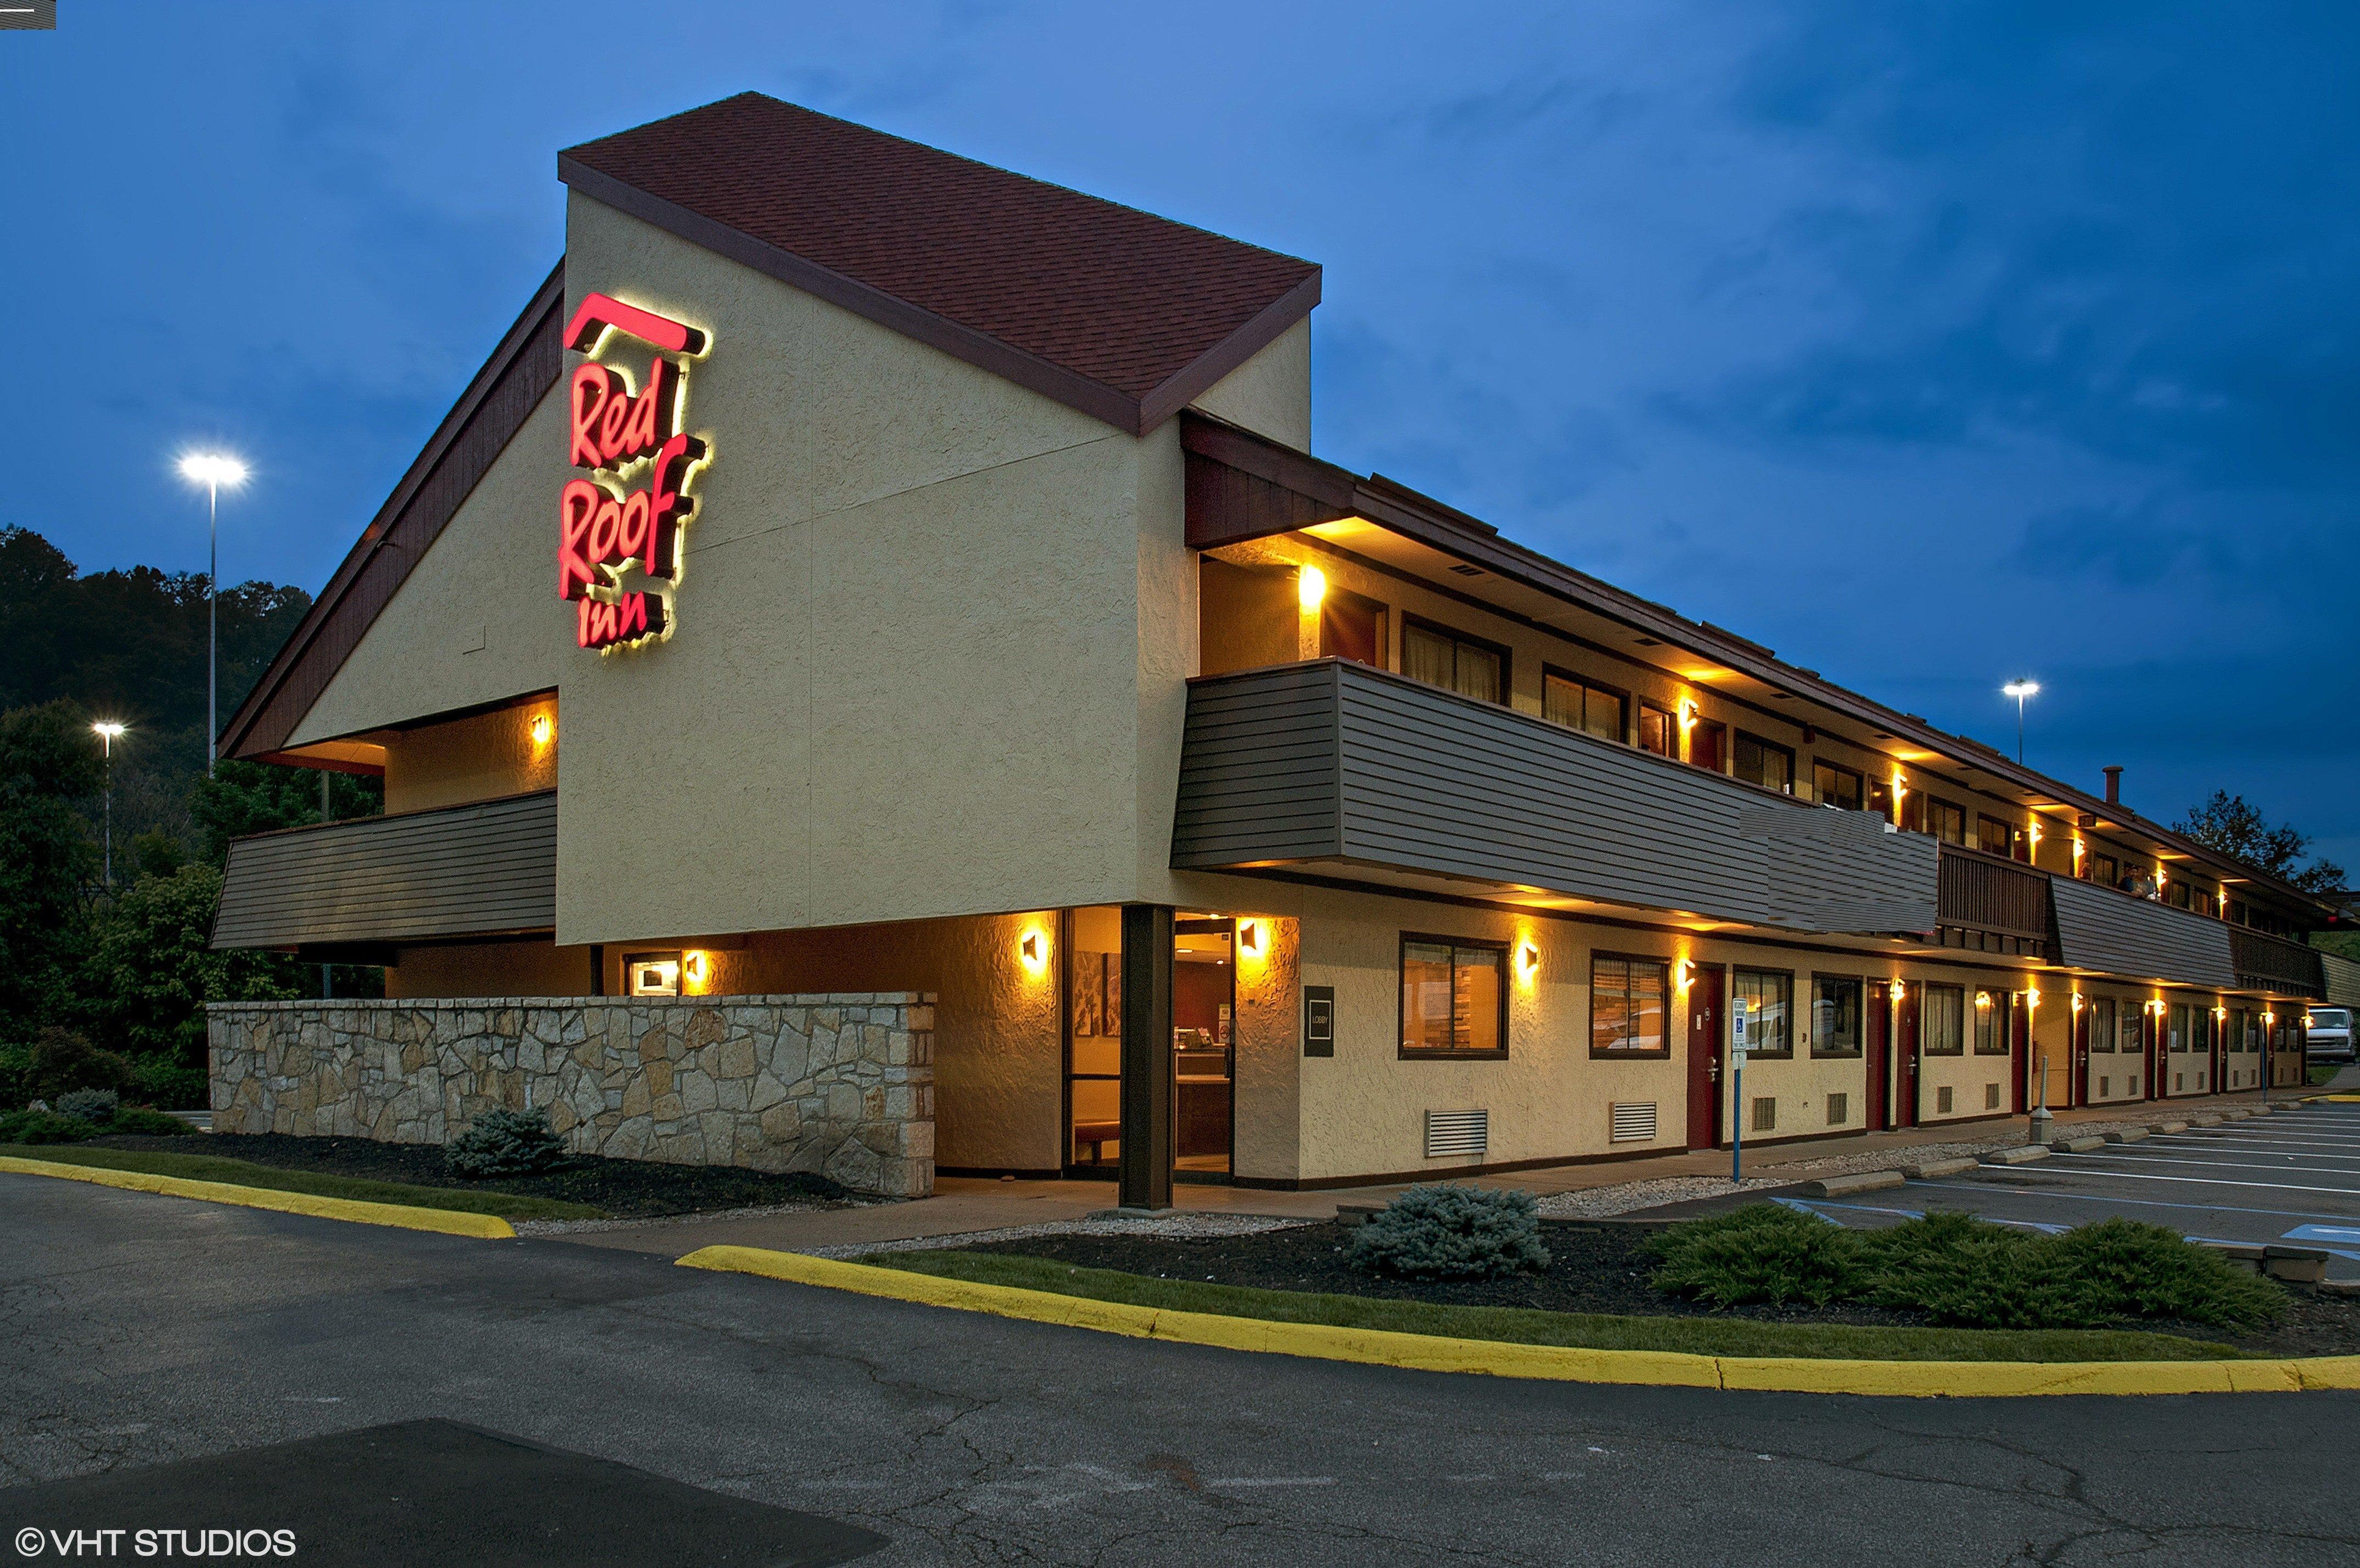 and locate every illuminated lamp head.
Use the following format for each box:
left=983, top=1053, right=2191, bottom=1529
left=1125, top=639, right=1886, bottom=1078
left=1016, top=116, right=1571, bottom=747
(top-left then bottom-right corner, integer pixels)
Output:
left=1019, top=928, right=1048, bottom=975
left=177, top=452, right=249, bottom=490
left=1238, top=920, right=1263, bottom=956
left=1888, top=979, right=1905, bottom=1002
left=682, top=950, right=709, bottom=989
left=1297, top=565, right=1328, bottom=612
left=529, top=712, right=554, bottom=748
left=1516, top=941, right=1540, bottom=980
